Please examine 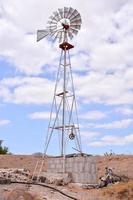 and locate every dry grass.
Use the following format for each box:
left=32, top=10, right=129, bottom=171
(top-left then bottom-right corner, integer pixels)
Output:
left=4, top=188, right=41, bottom=200
left=101, top=181, right=133, bottom=200
left=68, top=181, right=133, bottom=200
